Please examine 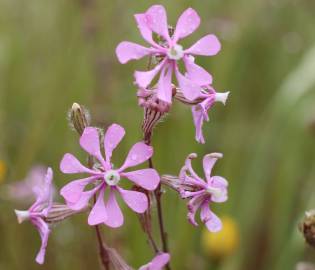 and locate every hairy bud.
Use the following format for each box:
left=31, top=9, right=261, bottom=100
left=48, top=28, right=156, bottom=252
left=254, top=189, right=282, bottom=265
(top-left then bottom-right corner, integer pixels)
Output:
left=68, top=102, right=90, bottom=135
left=299, top=210, right=315, bottom=248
